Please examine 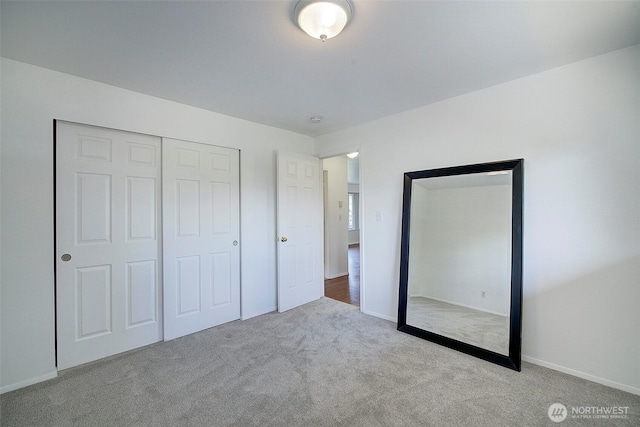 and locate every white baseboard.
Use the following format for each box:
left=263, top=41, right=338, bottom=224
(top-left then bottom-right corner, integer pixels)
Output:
left=1, top=370, right=57, bottom=394
left=324, top=271, right=349, bottom=280
left=414, top=295, right=508, bottom=317
left=522, top=355, right=640, bottom=396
